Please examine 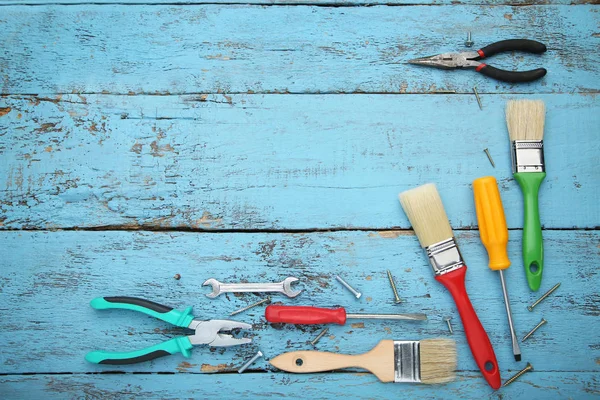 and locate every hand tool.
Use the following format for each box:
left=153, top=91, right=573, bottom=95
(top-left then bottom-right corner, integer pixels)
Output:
left=503, top=363, right=533, bottom=387
left=408, top=39, right=547, bottom=83
left=386, top=270, right=402, bottom=304
left=85, top=297, right=251, bottom=365
left=265, top=305, right=427, bottom=325
left=399, top=183, right=501, bottom=389
left=335, top=275, right=361, bottom=299
left=528, top=283, right=560, bottom=311
left=238, top=350, right=263, bottom=373
left=506, top=100, right=547, bottom=291
left=270, top=339, right=456, bottom=384
left=473, top=176, right=521, bottom=362
left=230, top=297, right=272, bottom=316
left=522, top=318, right=547, bottom=342
left=203, top=277, right=302, bottom=298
